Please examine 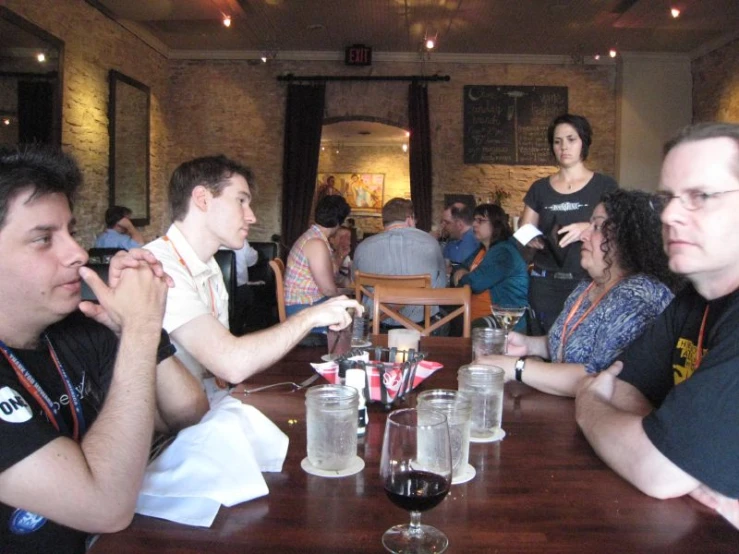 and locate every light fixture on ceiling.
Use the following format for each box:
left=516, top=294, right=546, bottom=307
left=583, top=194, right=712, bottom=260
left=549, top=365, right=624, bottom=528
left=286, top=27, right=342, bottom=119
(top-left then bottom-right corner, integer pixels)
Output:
left=2, top=117, right=10, bottom=126
left=670, top=7, right=681, bottom=18
left=609, top=48, right=617, bottom=58
left=593, top=54, right=601, bottom=60
left=222, top=14, right=232, bottom=27
left=402, top=143, right=408, bottom=153
left=36, top=52, right=46, bottom=63
left=405, top=131, right=410, bottom=138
